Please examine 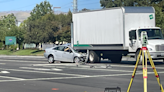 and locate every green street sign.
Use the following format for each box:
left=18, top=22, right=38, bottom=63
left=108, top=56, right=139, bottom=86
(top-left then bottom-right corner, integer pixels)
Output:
left=5, top=36, right=16, bottom=45
left=149, top=14, right=153, bottom=20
